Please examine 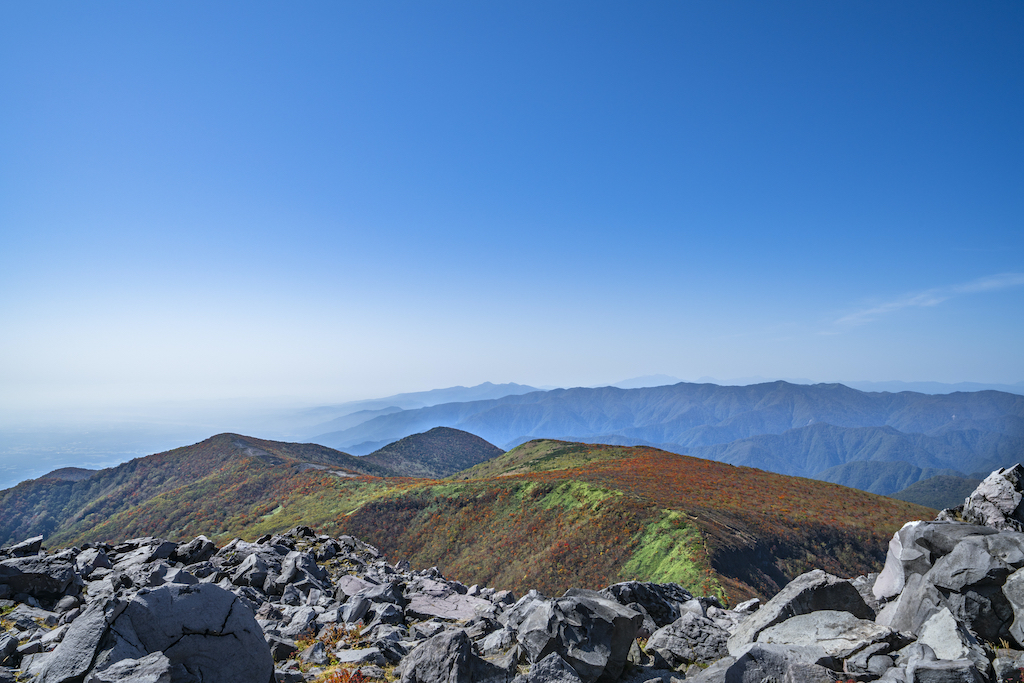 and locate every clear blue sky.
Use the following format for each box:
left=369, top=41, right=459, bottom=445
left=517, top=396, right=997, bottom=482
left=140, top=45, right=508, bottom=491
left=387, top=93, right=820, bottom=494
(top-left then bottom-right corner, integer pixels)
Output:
left=2, top=1, right=1022, bottom=412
